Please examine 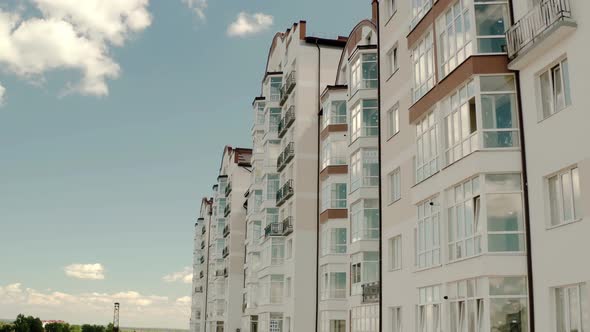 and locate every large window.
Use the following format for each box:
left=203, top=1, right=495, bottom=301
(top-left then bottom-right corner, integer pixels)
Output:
left=416, top=110, right=439, bottom=183
left=350, top=148, right=379, bottom=191
left=321, top=182, right=347, bottom=211
left=438, top=0, right=473, bottom=78
left=418, top=285, right=442, bottom=332
left=548, top=166, right=582, bottom=227
left=266, top=174, right=279, bottom=200
left=447, top=279, right=484, bottom=332
left=411, top=32, right=435, bottom=103
left=351, top=53, right=378, bottom=93
left=485, top=174, right=524, bottom=252
left=411, top=0, right=433, bottom=29
left=262, top=238, right=285, bottom=266
left=480, top=75, right=519, bottom=148
left=447, top=176, right=482, bottom=261
left=351, top=99, right=379, bottom=142
left=261, top=275, right=283, bottom=304
left=540, top=58, right=571, bottom=120
left=474, top=0, right=509, bottom=53
left=268, top=108, right=282, bottom=133
left=555, top=283, right=589, bottom=332
left=416, top=198, right=440, bottom=269
left=443, top=80, right=477, bottom=165
left=270, top=77, right=282, bottom=102
left=351, top=199, right=379, bottom=242
left=351, top=252, right=379, bottom=295
left=489, top=277, right=528, bottom=332
left=351, top=305, right=379, bottom=332
left=320, top=266, right=347, bottom=299
left=321, top=227, right=347, bottom=255
left=320, top=313, right=346, bottom=332
left=323, top=100, right=347, bottom=128
left=321, top=137, right=347, bottom=169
